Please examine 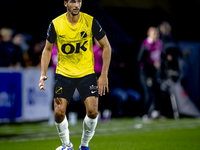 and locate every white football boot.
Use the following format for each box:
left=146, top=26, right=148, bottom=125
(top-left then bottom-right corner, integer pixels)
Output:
left=56, top=141, right=73, bottom=150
